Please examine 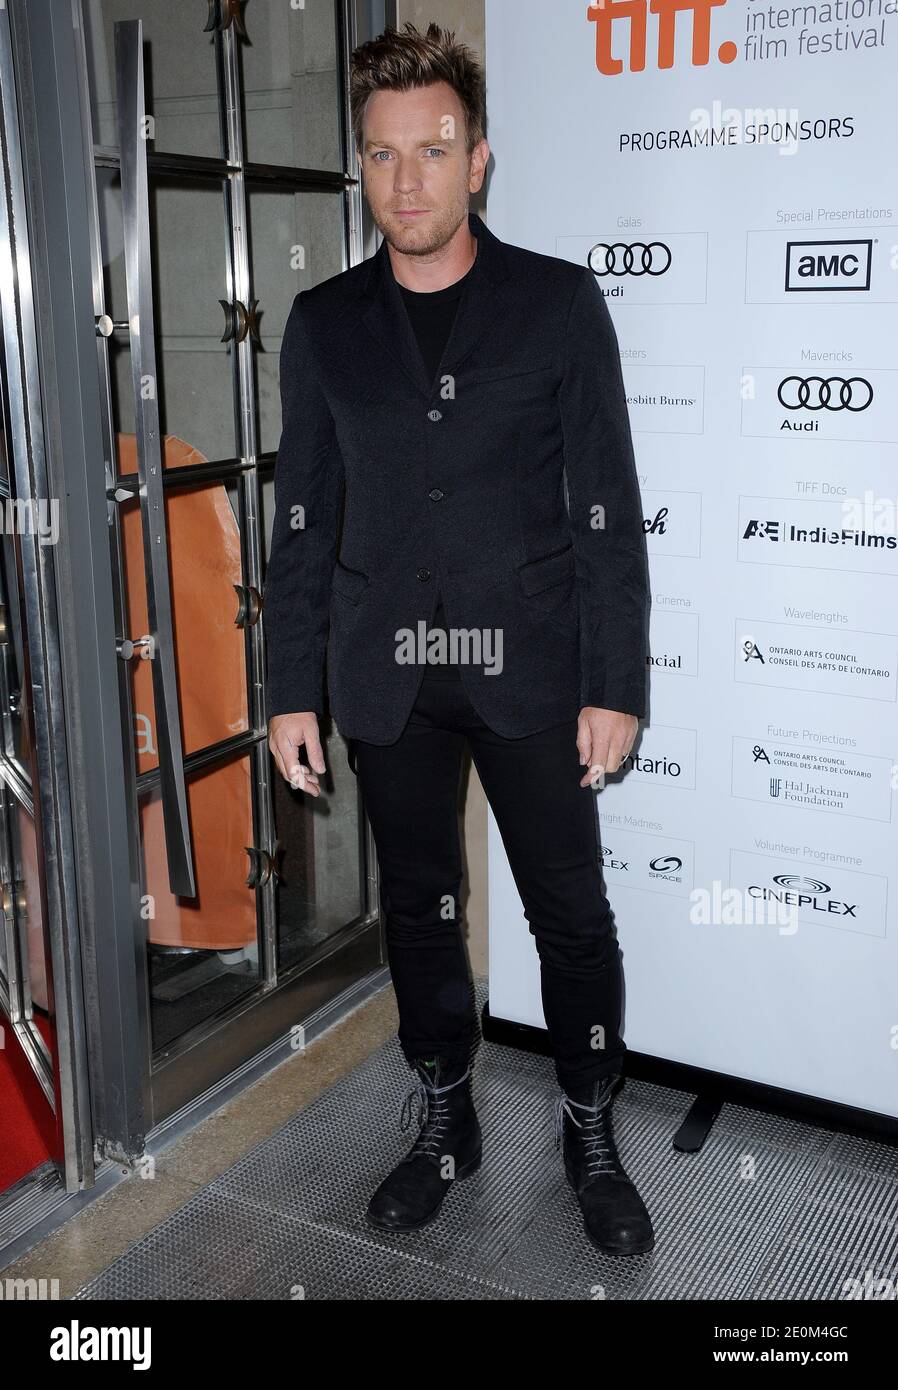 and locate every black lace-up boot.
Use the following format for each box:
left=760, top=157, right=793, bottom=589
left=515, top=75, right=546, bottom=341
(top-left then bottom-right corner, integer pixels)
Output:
left=366, top=1055, right=482, bottom=1231
left=554, top=1072, right=654, bottom=1255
